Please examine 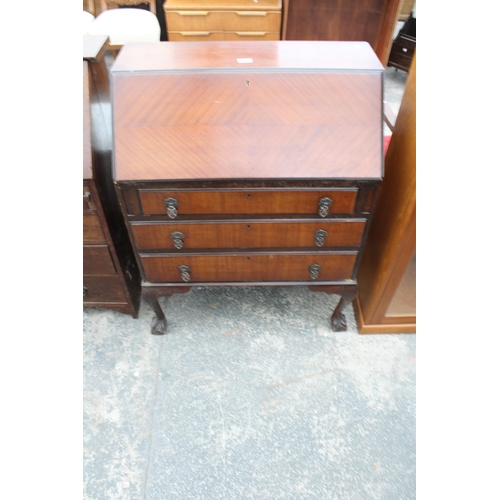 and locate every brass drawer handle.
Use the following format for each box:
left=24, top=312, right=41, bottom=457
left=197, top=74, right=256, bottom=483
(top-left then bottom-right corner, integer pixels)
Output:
left=178, top=265, right=191, bottom=282
left=309, top=264, right=321, bottom=280
left=164, top=197, right=178, bottom=219
left=83, top=286, right=88, bottom=297
left=171, top=231, right=184, bottom=249
left=314, top=229, right=328, bottom=247
left=318, top=197, right=332, bottom=217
